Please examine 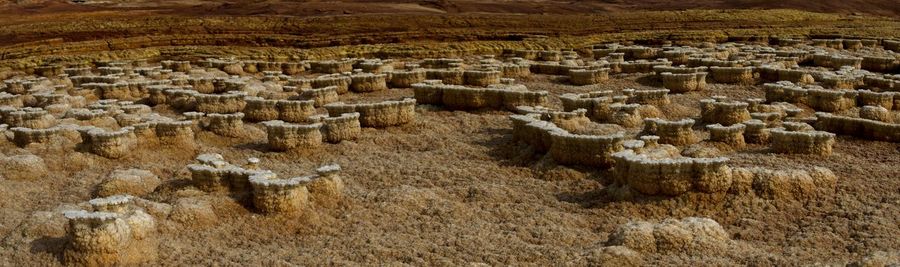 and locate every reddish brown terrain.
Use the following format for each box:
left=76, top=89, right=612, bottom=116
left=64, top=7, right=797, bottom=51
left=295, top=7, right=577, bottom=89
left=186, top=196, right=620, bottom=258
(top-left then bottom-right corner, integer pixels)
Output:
left=2, top=0, right=900, bottom=16
left=0, top=1, right=898, bottom=266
